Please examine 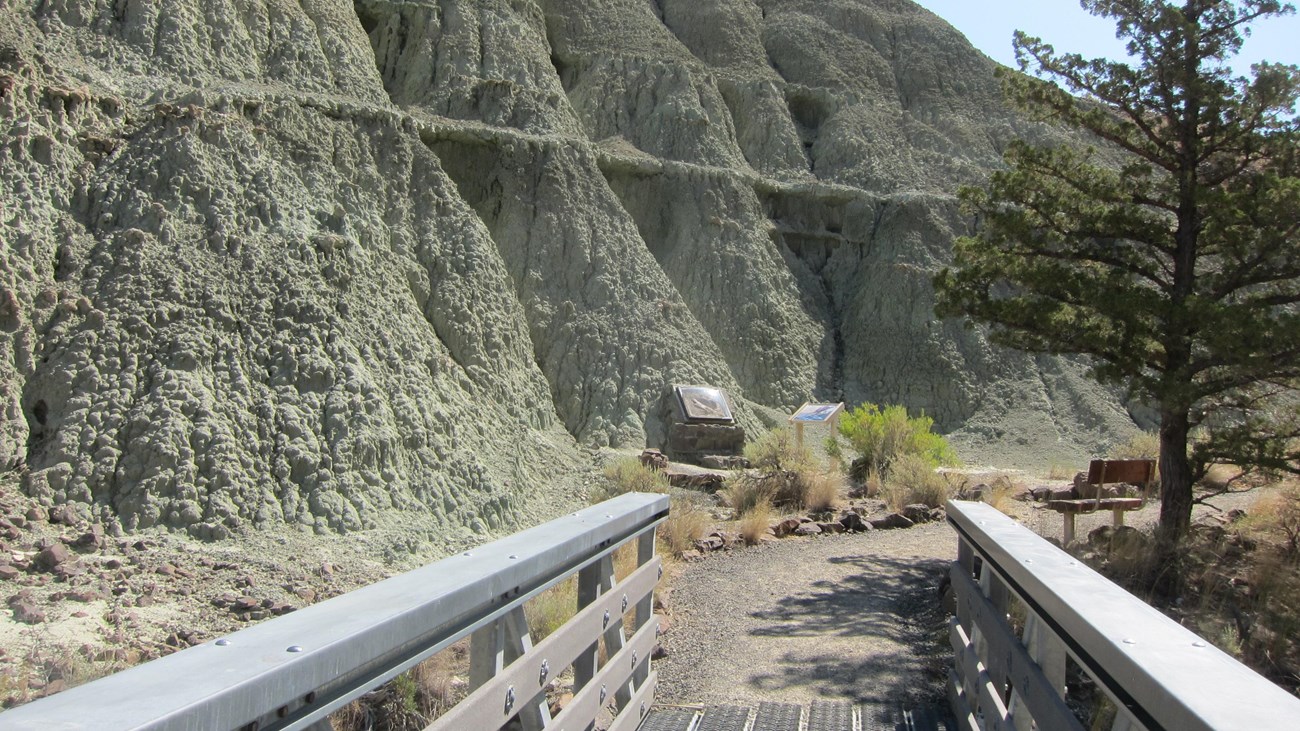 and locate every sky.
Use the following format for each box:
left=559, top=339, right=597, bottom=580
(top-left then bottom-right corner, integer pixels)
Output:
left=910, top=0, right=1300, bottom=76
